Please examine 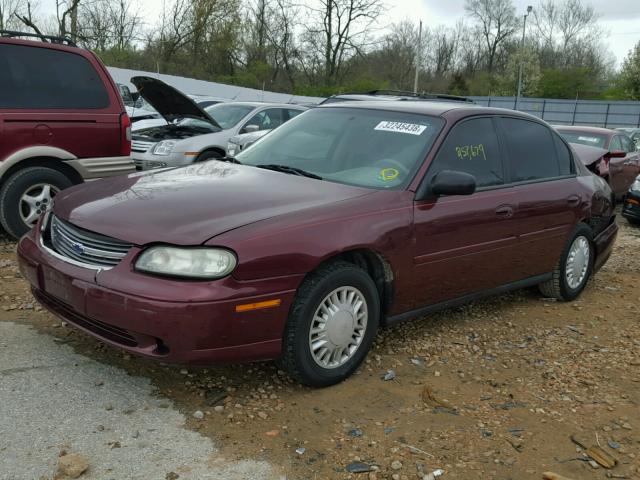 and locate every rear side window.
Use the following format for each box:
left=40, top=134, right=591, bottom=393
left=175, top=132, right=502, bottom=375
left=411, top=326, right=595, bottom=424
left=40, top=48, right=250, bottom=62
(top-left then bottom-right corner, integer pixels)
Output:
left=499, top=118, right=563, bottom=182
left=0, top=44, right=109, bottom=109
left=610, top=136, right=623, bottom=151
left=620, top=135, right=635, bottom=153
left=553, top=134, right=574, bottom=176
left=427, top=117, right=503, bottom=188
